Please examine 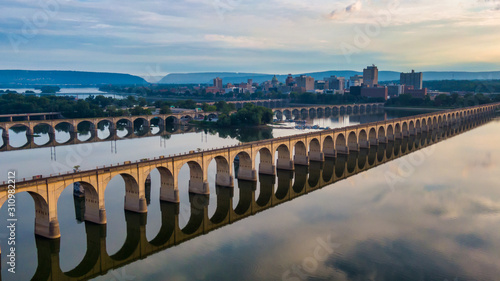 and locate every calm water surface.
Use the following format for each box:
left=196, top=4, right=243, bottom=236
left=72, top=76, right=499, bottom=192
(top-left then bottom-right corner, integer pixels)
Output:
left=1, top=110, right=499, bottom=281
